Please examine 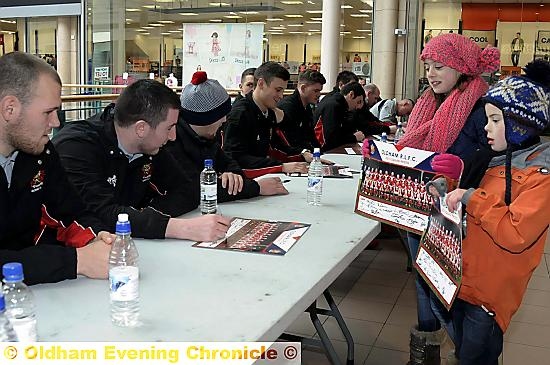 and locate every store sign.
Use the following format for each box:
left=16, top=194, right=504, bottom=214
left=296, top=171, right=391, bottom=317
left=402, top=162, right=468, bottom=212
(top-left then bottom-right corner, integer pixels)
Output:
left=462, top=30, right=496, bottom=48
left=536, top=30, right=550, bottom=52
left=94, top=67, right=109, bottom=80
